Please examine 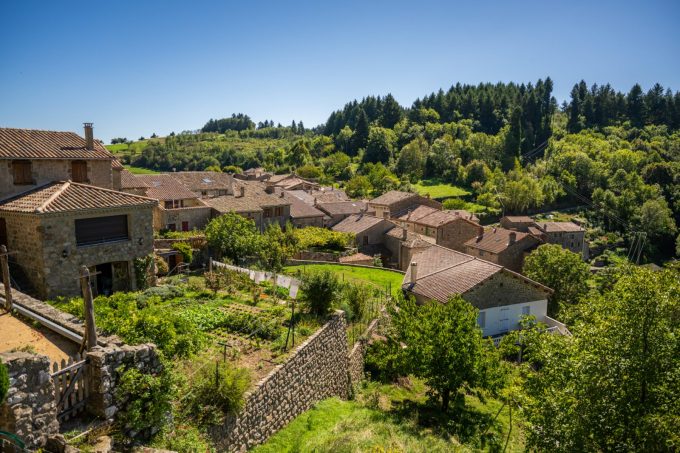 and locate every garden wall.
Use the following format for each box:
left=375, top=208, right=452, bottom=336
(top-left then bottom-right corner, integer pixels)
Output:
left=209, top=311, right=350, bottom=452
left=347, top=317, right=381, bottom=388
